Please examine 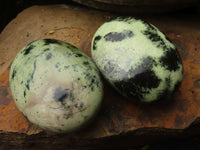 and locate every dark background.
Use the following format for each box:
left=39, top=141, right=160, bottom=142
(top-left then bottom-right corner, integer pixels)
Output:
left=0, top=0, right=200, bottom=33
left=0, top=1, right=200, bottom=150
